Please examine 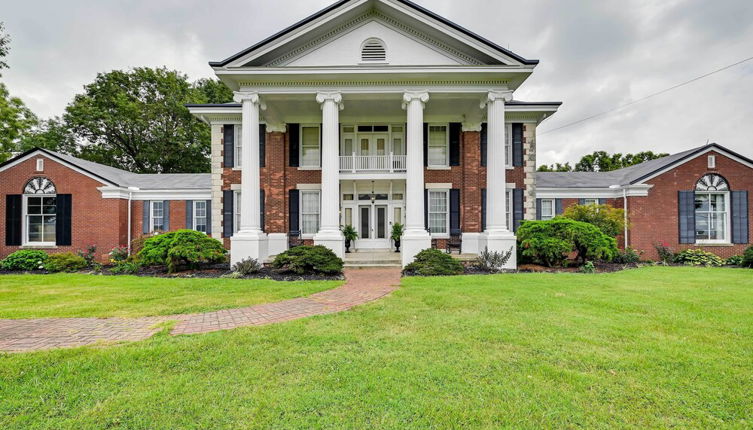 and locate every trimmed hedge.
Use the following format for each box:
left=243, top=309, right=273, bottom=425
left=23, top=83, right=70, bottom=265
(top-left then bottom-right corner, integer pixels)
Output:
left=1, top=250, right=49, bottom=271
left=44, top=253, right=88, bottom=273
left=403, top=248, right=464, bottom=276
left=272, top=245, right=343, bottom=275
left=740, top=246, right=753, bottom=268
left=517, top=219, right=618, bottom=267
left=138, top=230, right=227, bottom=273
